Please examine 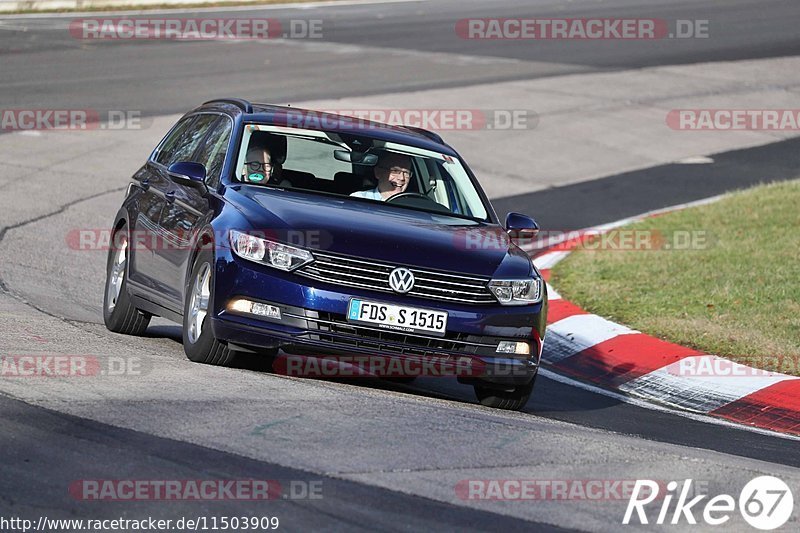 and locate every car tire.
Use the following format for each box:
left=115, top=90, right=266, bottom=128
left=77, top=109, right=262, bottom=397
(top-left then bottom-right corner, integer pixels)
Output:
left=182, top=249, right=236, bottom=366
left=474, top=375, right=536, bottom=411
left=103, top=226, right=151, bottom=335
